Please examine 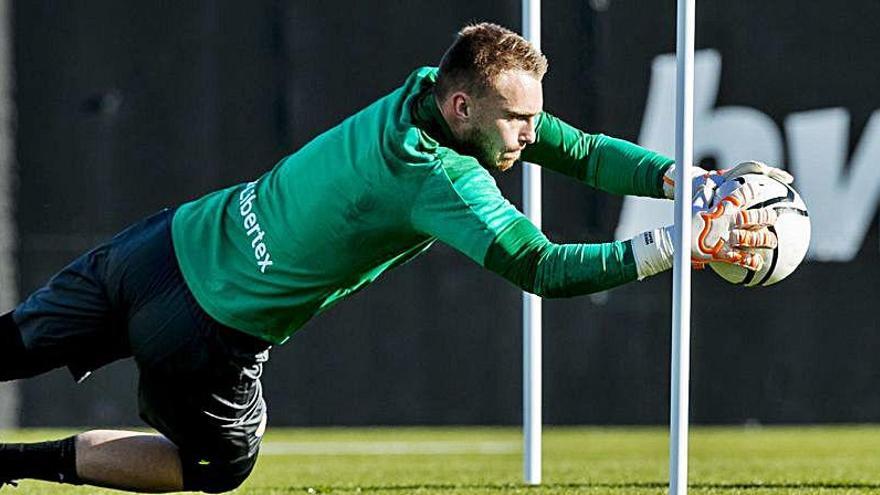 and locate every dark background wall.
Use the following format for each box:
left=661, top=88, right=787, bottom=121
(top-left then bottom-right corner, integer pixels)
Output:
left=9, top=1, right=879, bottom=426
